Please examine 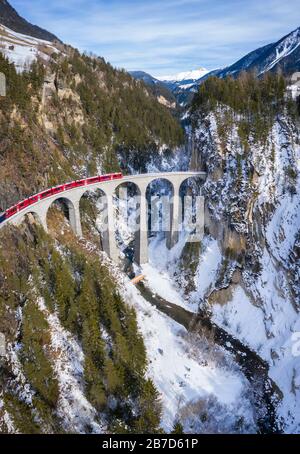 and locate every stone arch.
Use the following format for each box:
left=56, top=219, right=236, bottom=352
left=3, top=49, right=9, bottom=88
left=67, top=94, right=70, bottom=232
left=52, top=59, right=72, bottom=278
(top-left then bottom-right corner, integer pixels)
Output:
left=113, top=180, right=143, bottom=263
left=145, top=177, right=175, bottom=239
left=178, top=176, right=205, bottom=243
left=18, top=211, right=45, bottom=230
left=114, top=180, right=143, bottom=197
left=178, top=175, right=204, bottom=196
left=146, top=177, right=175, bottom=196
left=46, top=196, right=80, bottom=235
